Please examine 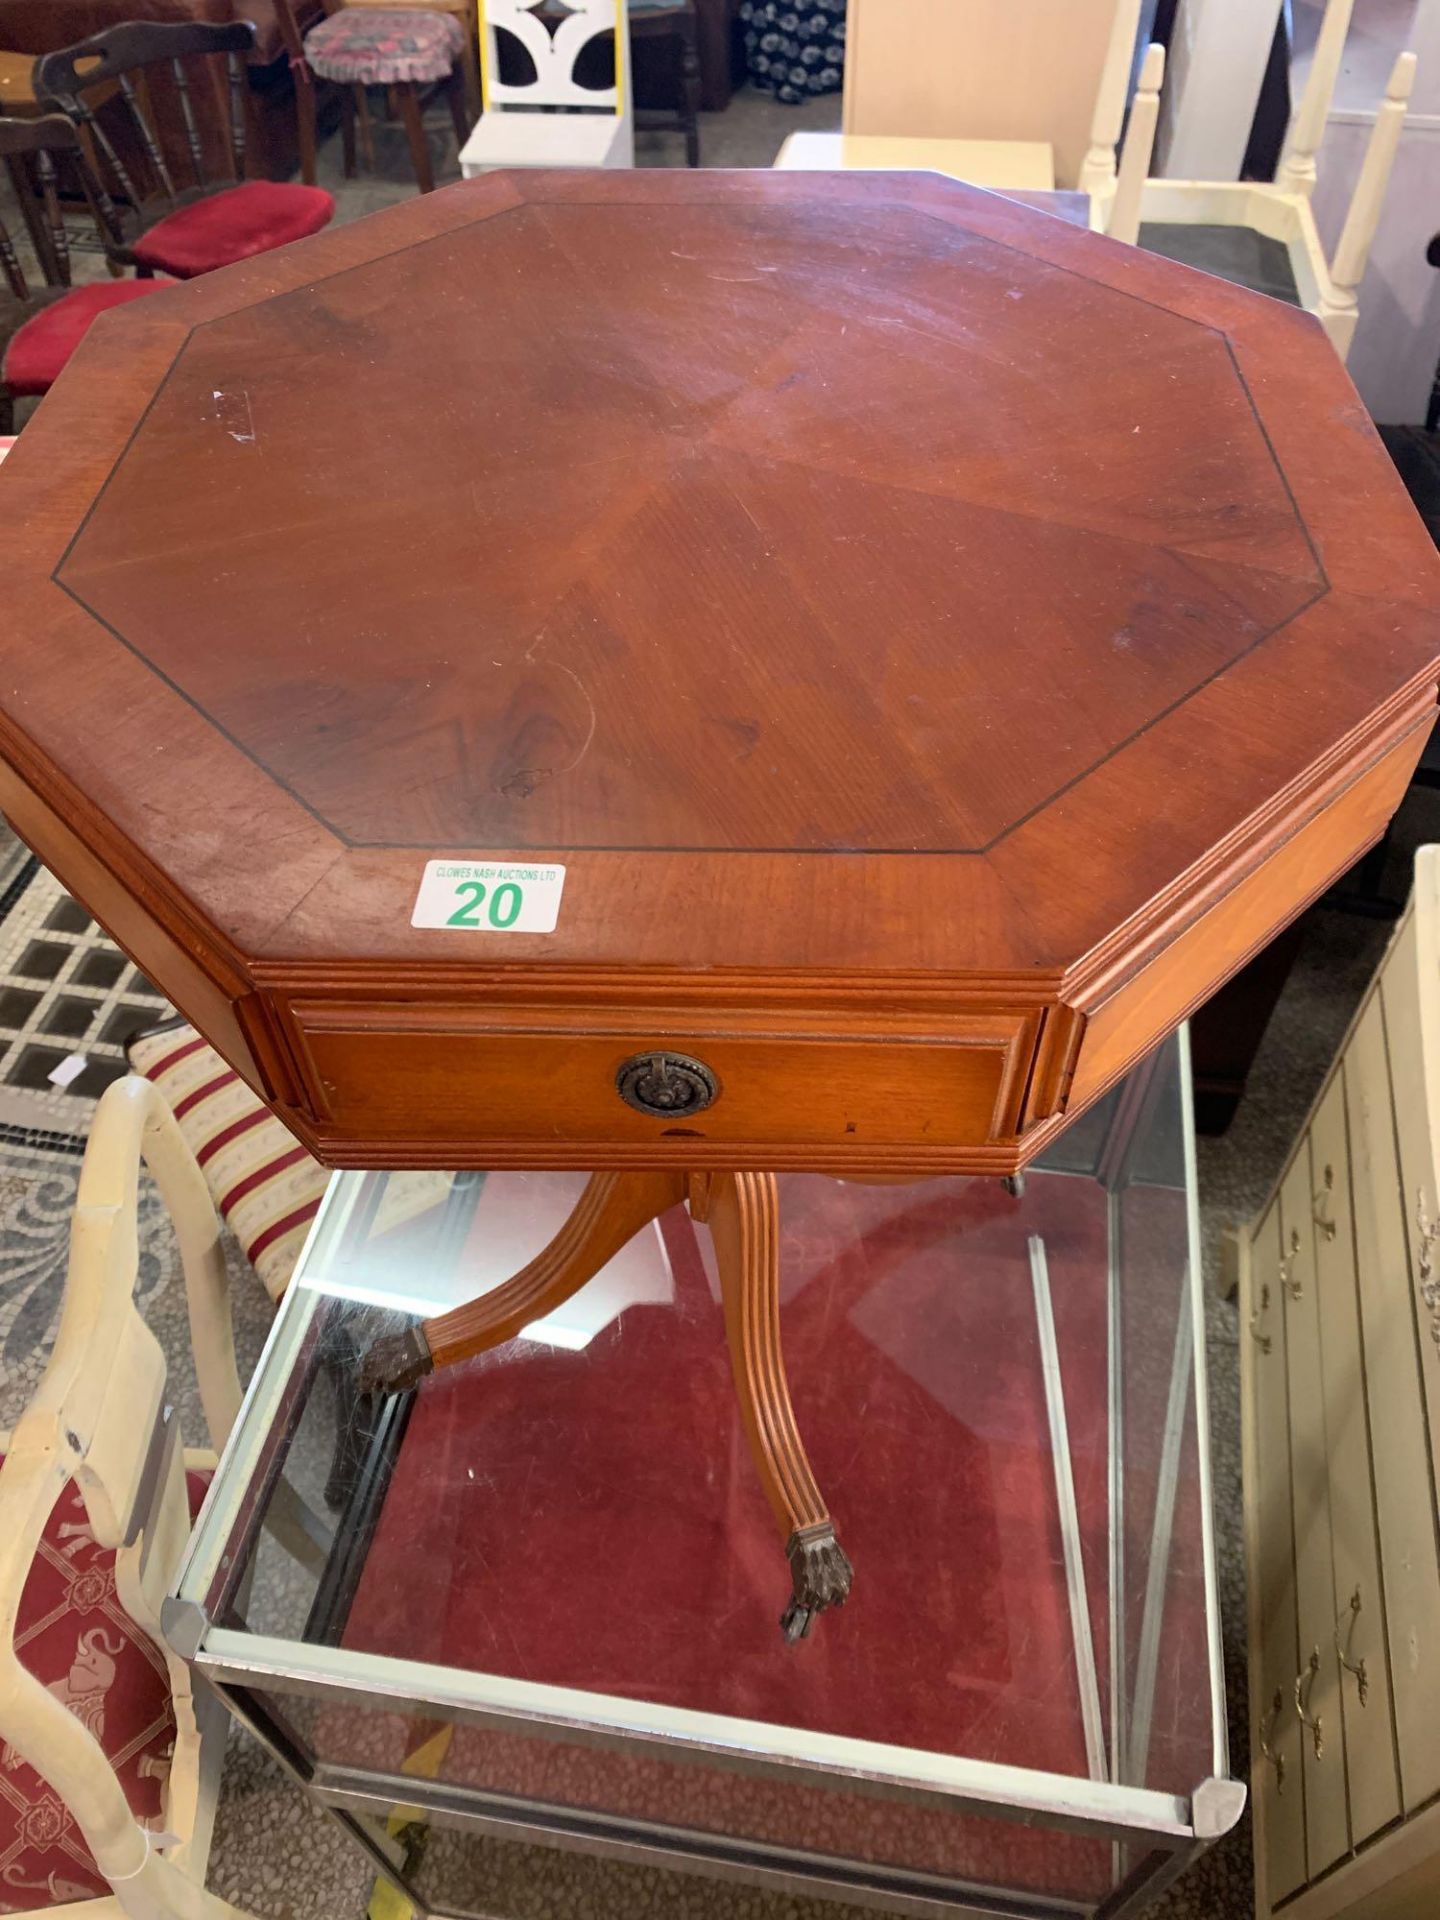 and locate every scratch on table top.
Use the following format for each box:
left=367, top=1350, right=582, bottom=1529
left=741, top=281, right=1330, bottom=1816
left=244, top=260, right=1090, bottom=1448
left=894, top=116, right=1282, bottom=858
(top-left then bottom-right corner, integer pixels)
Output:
left=212, top=387, right=257, bottom=446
